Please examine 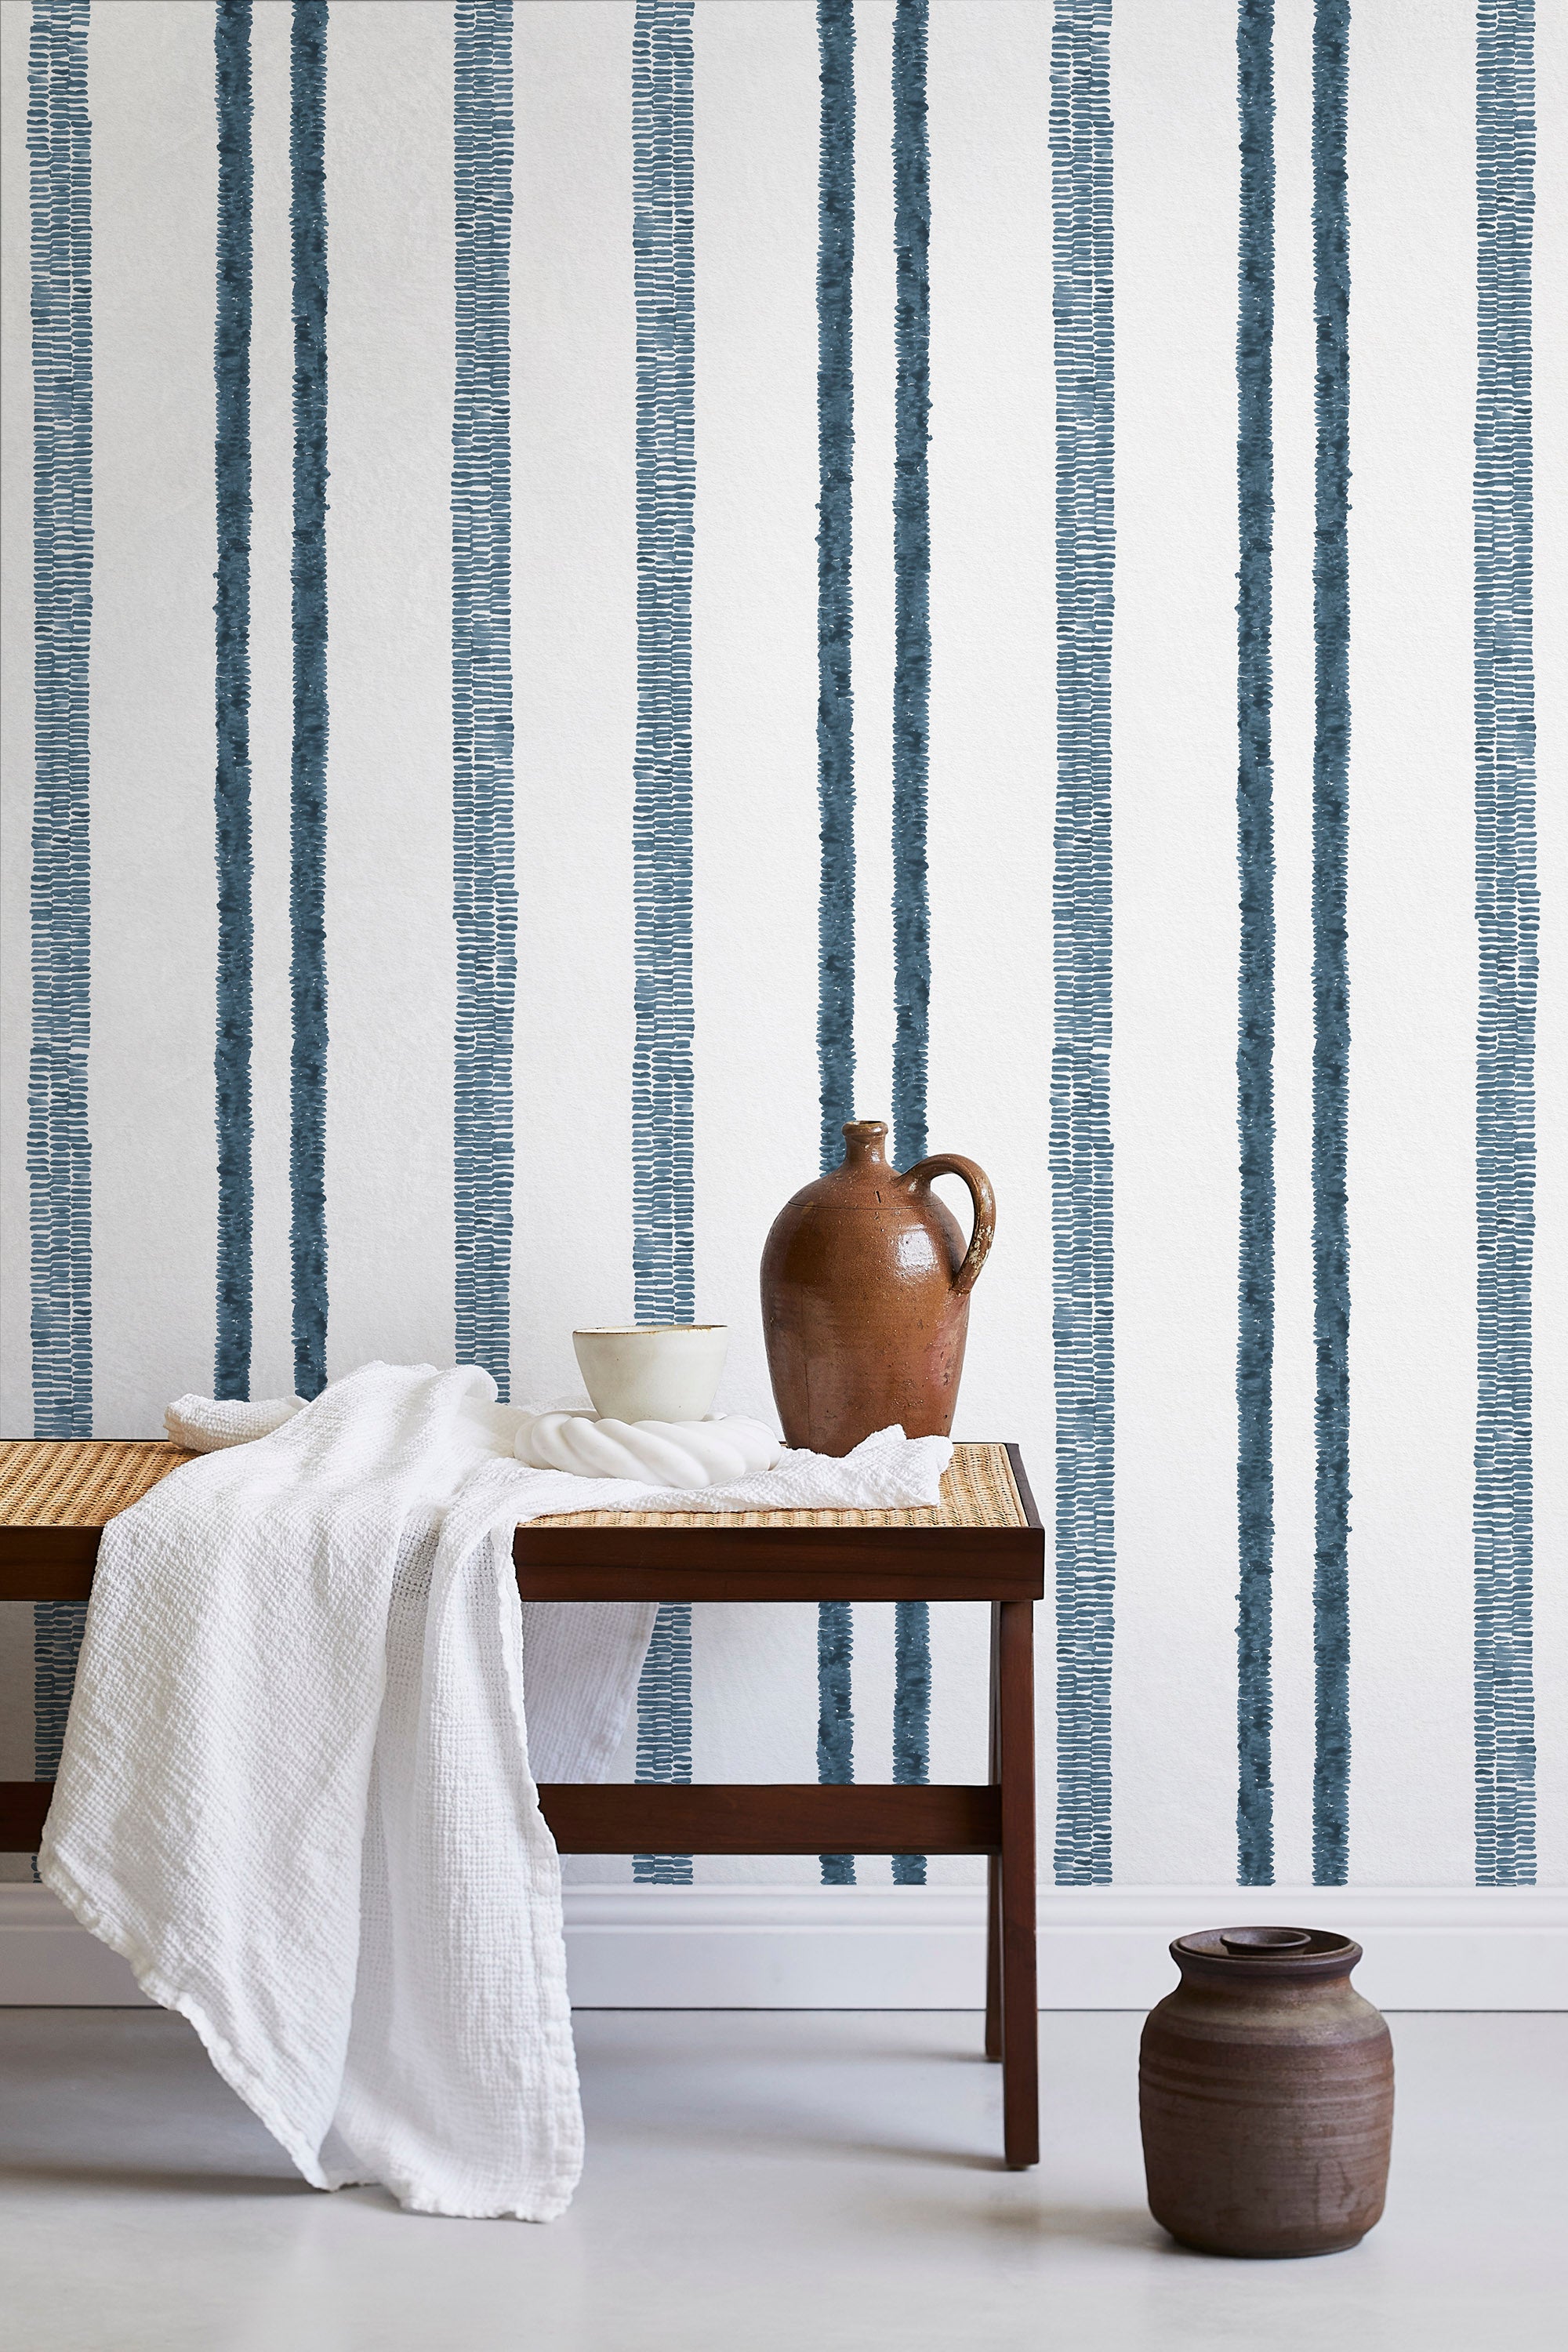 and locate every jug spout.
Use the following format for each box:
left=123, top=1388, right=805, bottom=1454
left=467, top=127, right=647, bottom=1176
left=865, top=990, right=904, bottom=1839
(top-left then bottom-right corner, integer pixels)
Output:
left=840, top=1120, right=890, bottom=1167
